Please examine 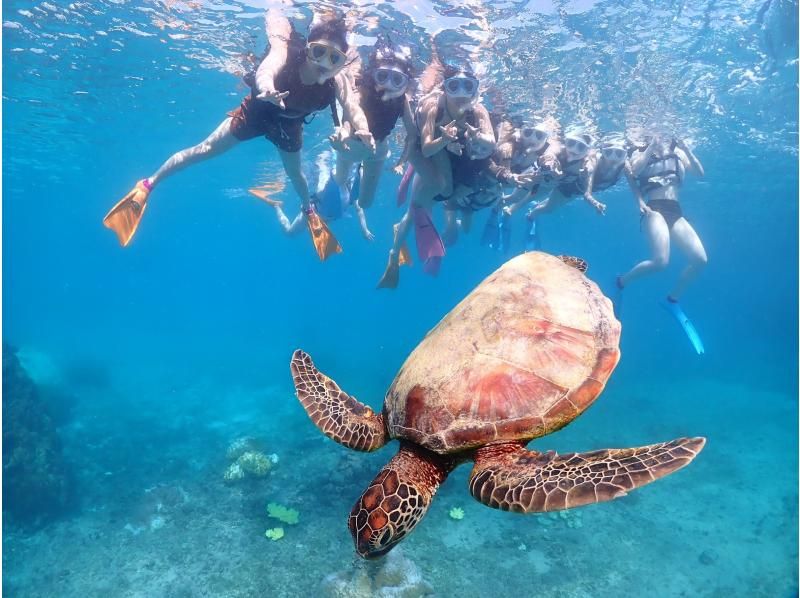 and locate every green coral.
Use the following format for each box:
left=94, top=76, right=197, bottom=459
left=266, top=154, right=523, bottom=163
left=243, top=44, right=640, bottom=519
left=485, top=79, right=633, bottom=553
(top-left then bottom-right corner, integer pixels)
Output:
left=267, top=502, right=300, bottom=525
left=264, top=527, right=284, bottom=541
left=448, top=507, right=465, bottom=520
